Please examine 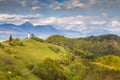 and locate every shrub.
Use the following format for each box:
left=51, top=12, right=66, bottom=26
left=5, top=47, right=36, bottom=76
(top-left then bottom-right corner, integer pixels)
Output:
left=5, top=48, right=13, bottom=54
left=33, top=58, right=72, bottom=80
left=12, top=38, right=24, bottom=46
left=48, top=45, right=60, bottom=53
left=5, top=48, right=18, bottom=55
left=26, top=62, right=34, bottom=70
left=0, top=43, right=4, bottom=48
left=31, top=37, right=44, bottom=42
